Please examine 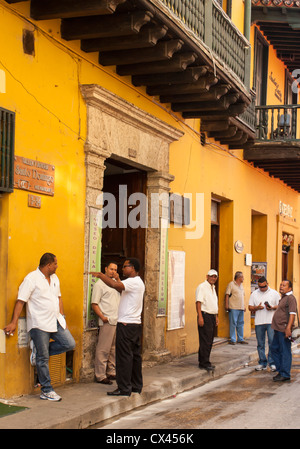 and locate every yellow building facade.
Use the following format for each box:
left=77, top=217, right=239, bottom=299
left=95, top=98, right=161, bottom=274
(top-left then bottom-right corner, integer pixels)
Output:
left=0, top=0, right=299, bottom=397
